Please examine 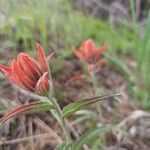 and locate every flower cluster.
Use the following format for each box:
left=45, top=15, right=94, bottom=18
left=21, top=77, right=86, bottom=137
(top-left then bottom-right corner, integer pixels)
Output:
left=73, top=39, right=107, bottom=73
left=0, top=39, right=107, bottom=96
left=0, top=43, right=51, bottom=96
